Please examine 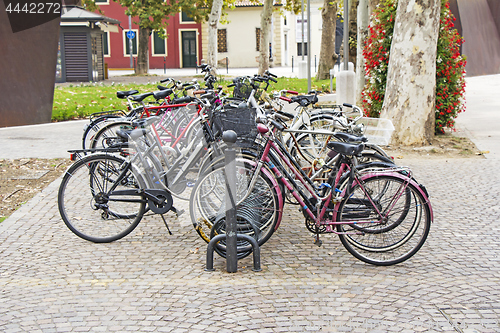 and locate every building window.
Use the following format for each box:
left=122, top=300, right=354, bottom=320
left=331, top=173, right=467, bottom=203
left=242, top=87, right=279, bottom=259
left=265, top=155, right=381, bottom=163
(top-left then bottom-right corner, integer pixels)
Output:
left=152, top=31, right=166, bottom=56
left=256, top=28, right=261, bottom=51
left=297, top=42, right=308, bottom=56
left=217, top=29, right=227, bottom=53
left=181, top=12, right=195, bottom=22
left=124, top=30, right=138, bottom=55
left=94, top=0, right=109, bottom=4
left=102, top=31, right=109, bottom=56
